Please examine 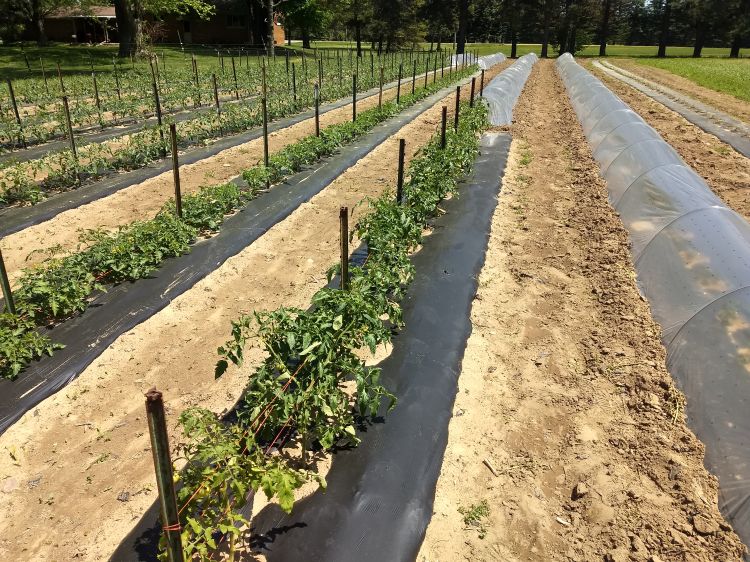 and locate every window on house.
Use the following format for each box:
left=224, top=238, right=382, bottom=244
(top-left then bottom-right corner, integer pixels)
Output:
left=226, top=15, right=246, bottom=28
